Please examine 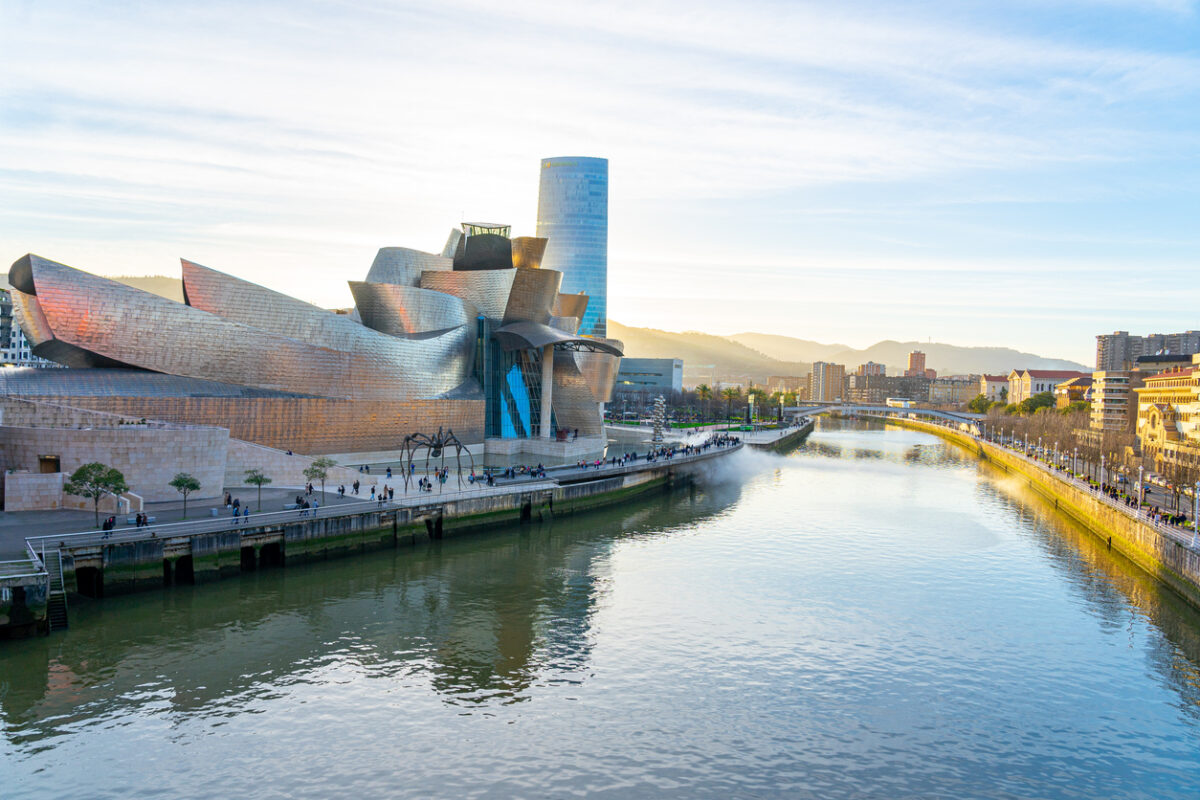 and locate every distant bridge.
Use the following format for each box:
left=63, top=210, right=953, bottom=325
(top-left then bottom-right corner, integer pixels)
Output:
left=783, top=403, right=984, bottom=430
